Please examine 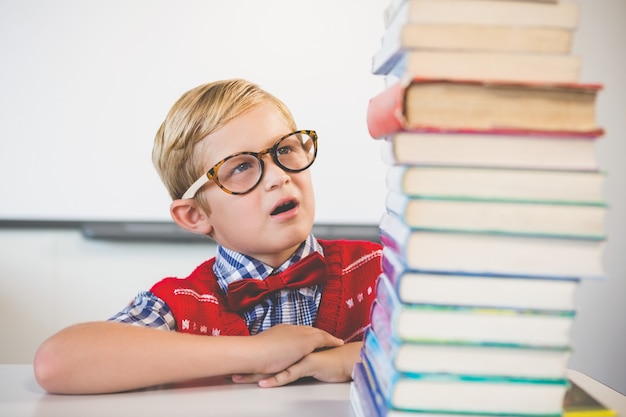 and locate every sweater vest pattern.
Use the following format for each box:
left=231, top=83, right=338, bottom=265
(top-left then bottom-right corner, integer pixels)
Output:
left=150, top=239, right=382, bottom=342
